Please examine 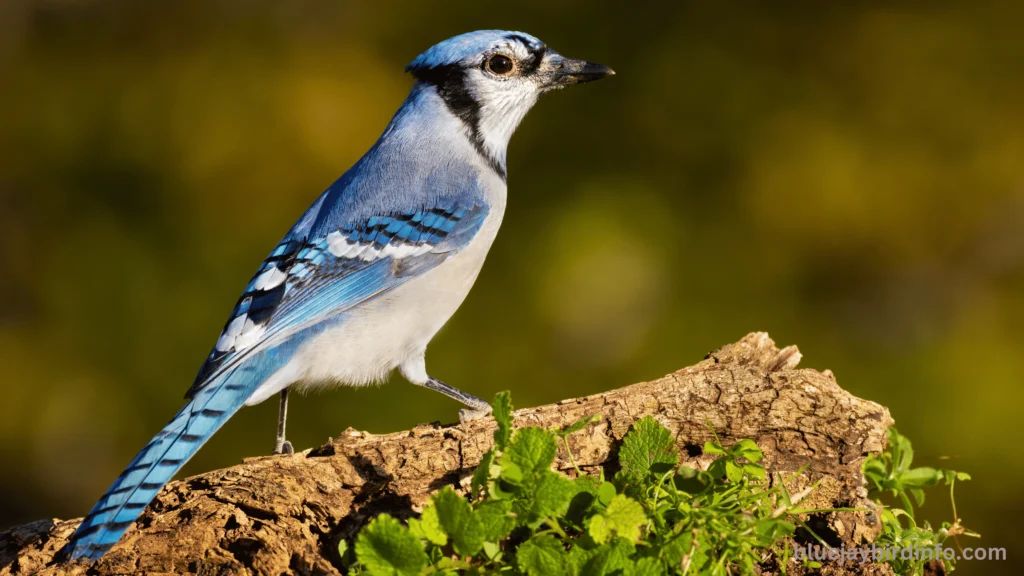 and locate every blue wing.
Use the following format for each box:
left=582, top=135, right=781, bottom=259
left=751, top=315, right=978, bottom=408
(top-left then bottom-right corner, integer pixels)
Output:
left=187, top=198, right=489, bottom=397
